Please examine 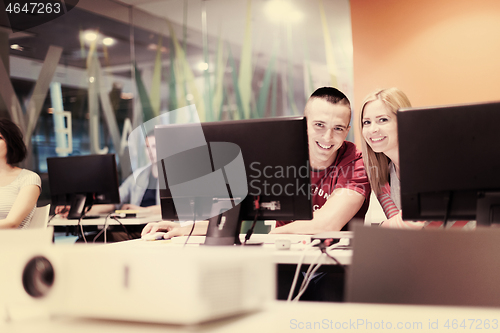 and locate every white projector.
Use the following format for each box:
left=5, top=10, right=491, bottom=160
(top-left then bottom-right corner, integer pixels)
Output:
left=1, top=241, right=274, bottom=325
